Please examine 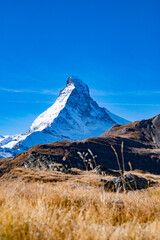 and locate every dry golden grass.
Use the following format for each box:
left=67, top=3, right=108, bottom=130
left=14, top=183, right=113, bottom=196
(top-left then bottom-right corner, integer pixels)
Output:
left=0, top=168, right=160, bottom=240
